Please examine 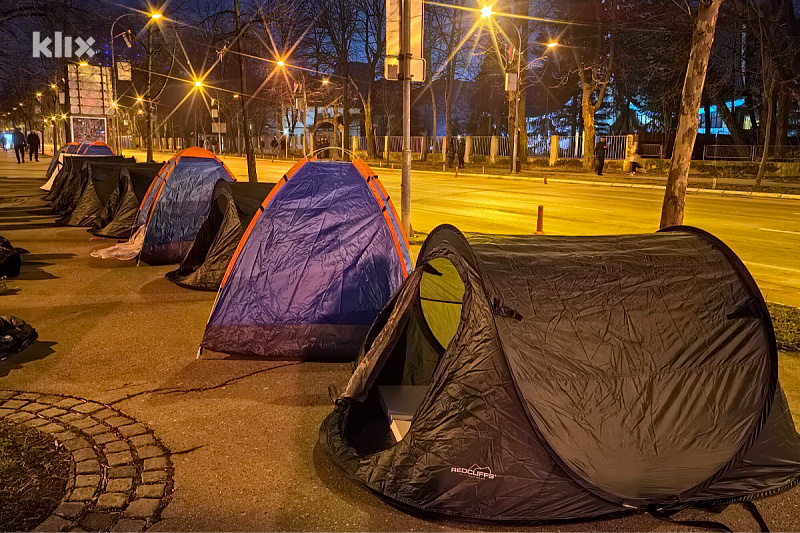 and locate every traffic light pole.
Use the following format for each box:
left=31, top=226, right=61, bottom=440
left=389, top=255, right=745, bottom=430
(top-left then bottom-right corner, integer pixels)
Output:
left=401, top=0, right=412, bottom=237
